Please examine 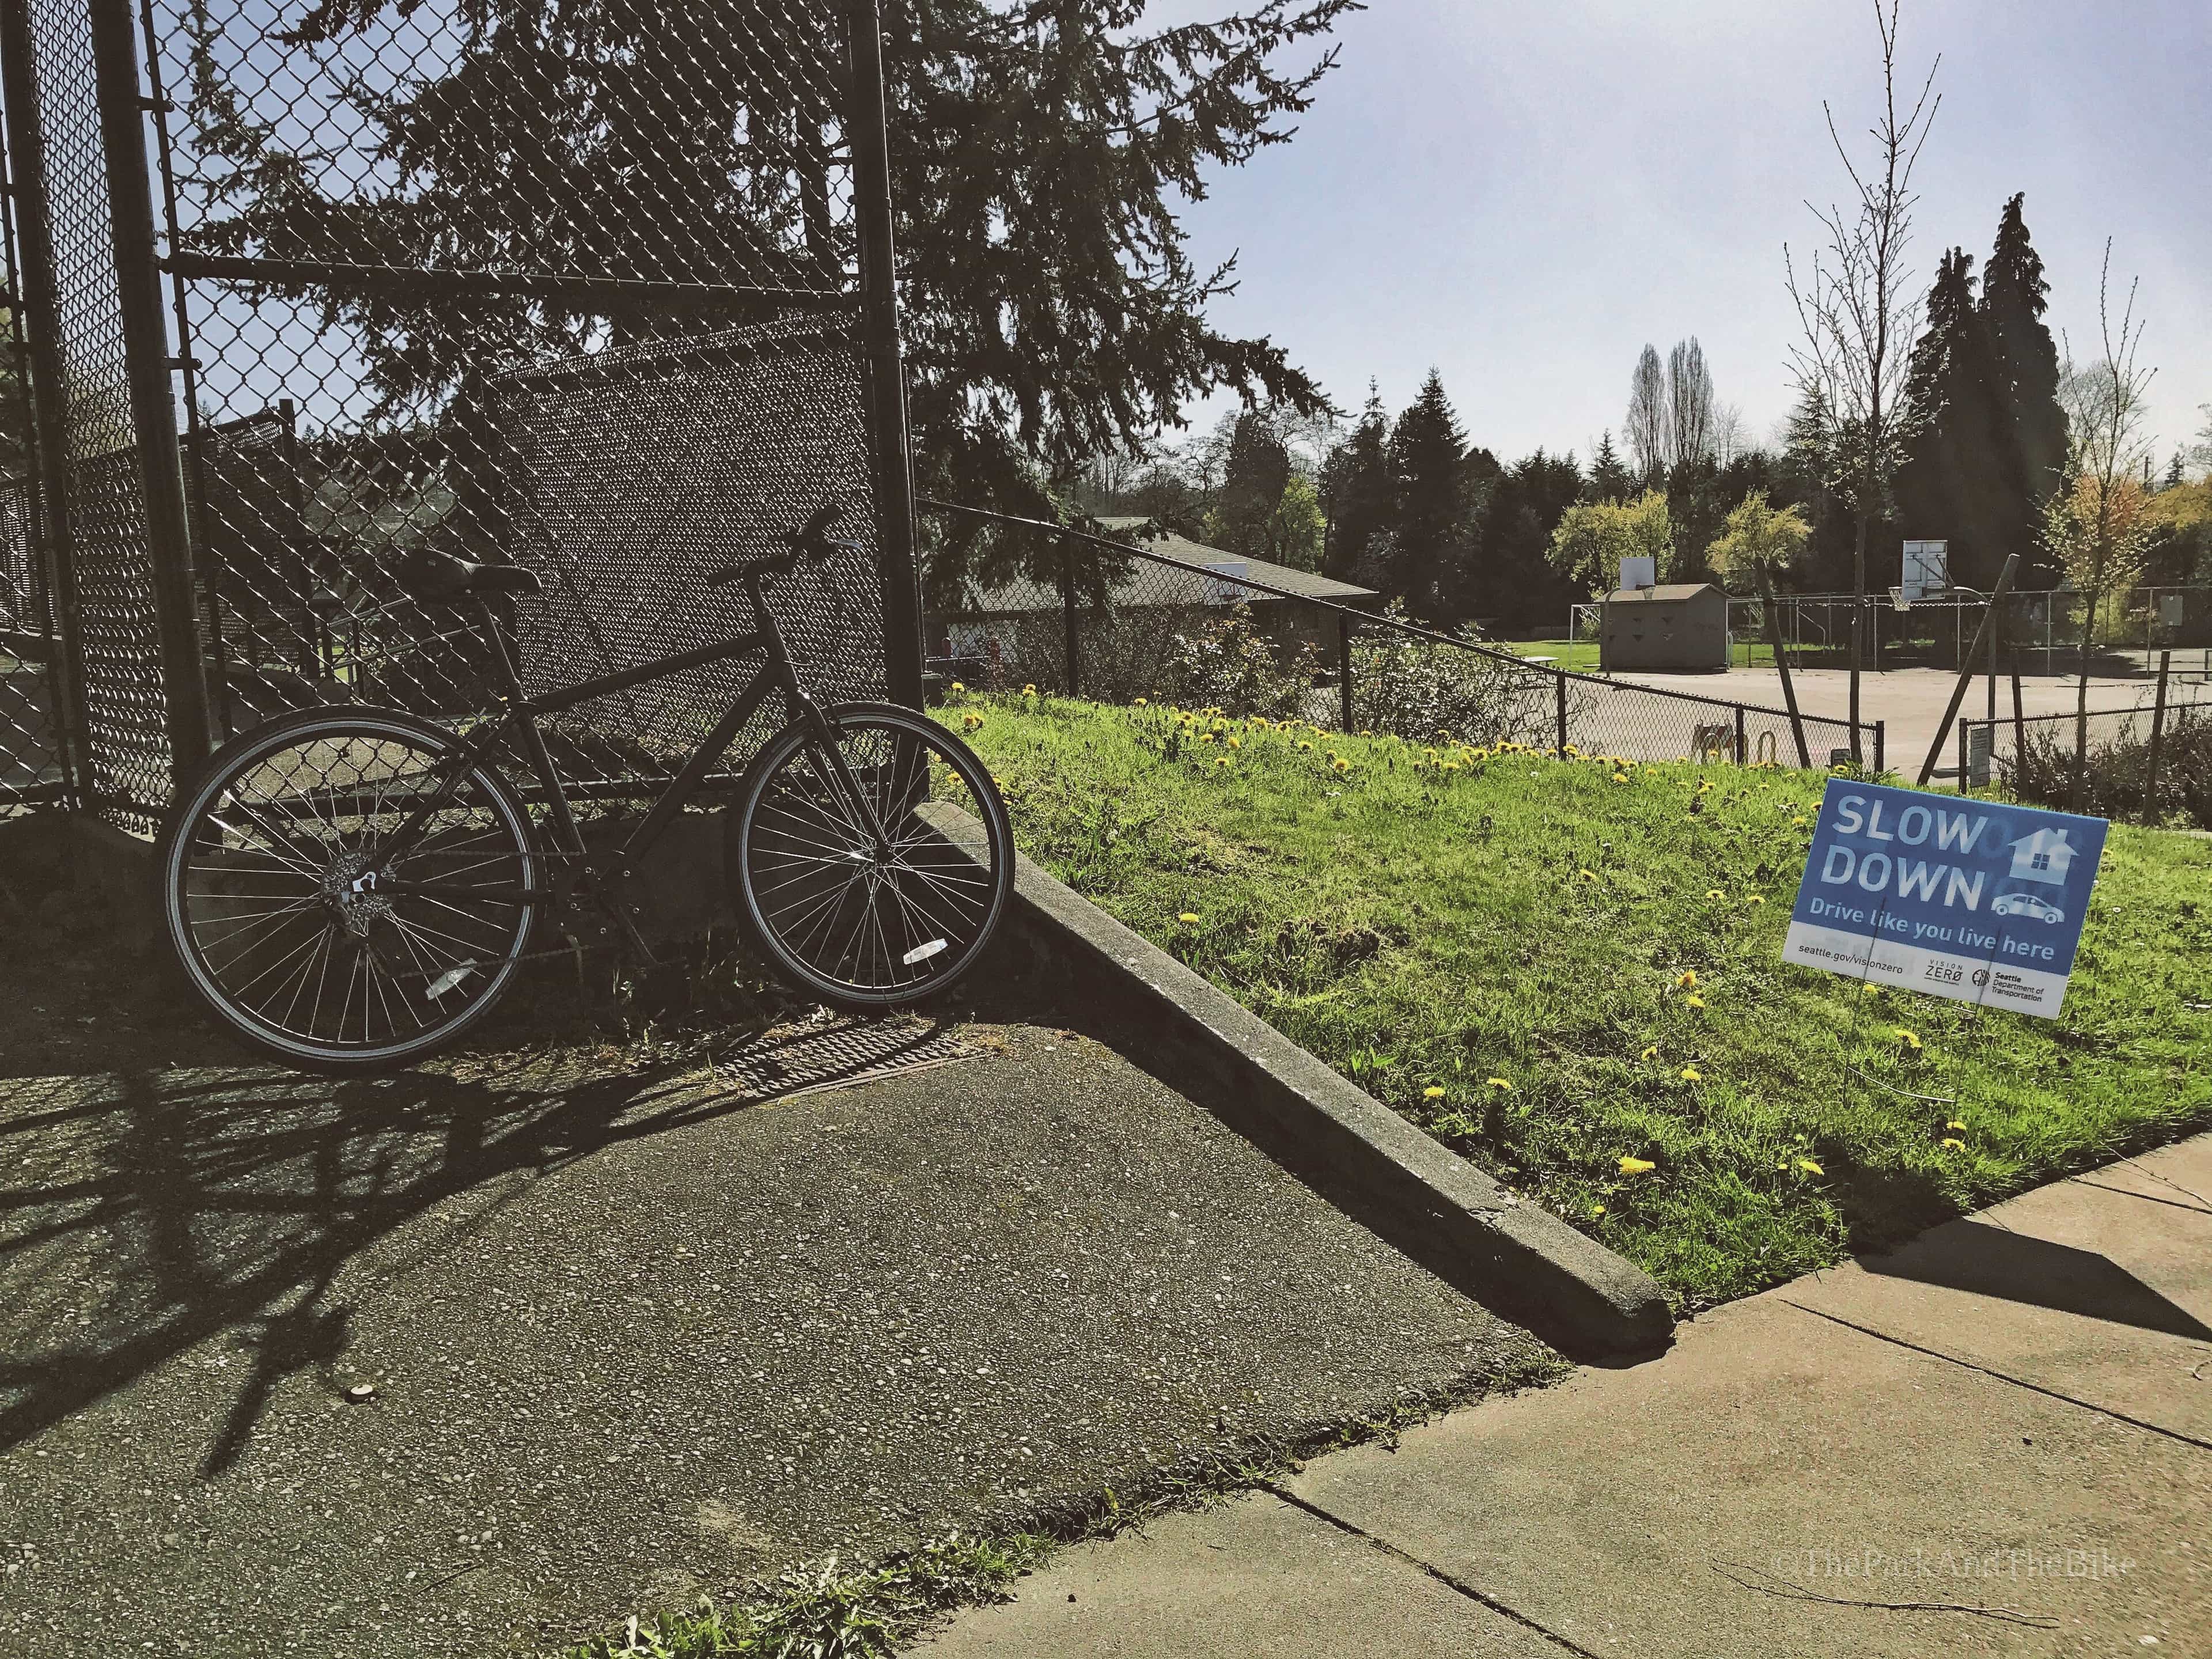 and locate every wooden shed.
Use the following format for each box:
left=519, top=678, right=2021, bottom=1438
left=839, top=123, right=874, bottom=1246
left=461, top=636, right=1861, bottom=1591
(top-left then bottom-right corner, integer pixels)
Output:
left=1599, top=582, right=1730, bottom=671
